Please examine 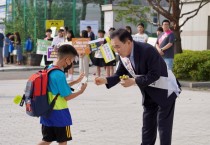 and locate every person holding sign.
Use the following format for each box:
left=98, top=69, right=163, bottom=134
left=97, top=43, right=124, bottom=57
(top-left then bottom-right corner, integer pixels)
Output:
left=94, top=30, right=106, bottom=77
left=51, top=29, right=65, bottom=49
left=135, top=23, right=148, bottom=43
left=104, top=27, right=116, bottom=77
left=94, top=29, right=181, bottom=145
left=43, top=29, right=53, bottom=65
left=79, top=30, right=90, bottom=78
